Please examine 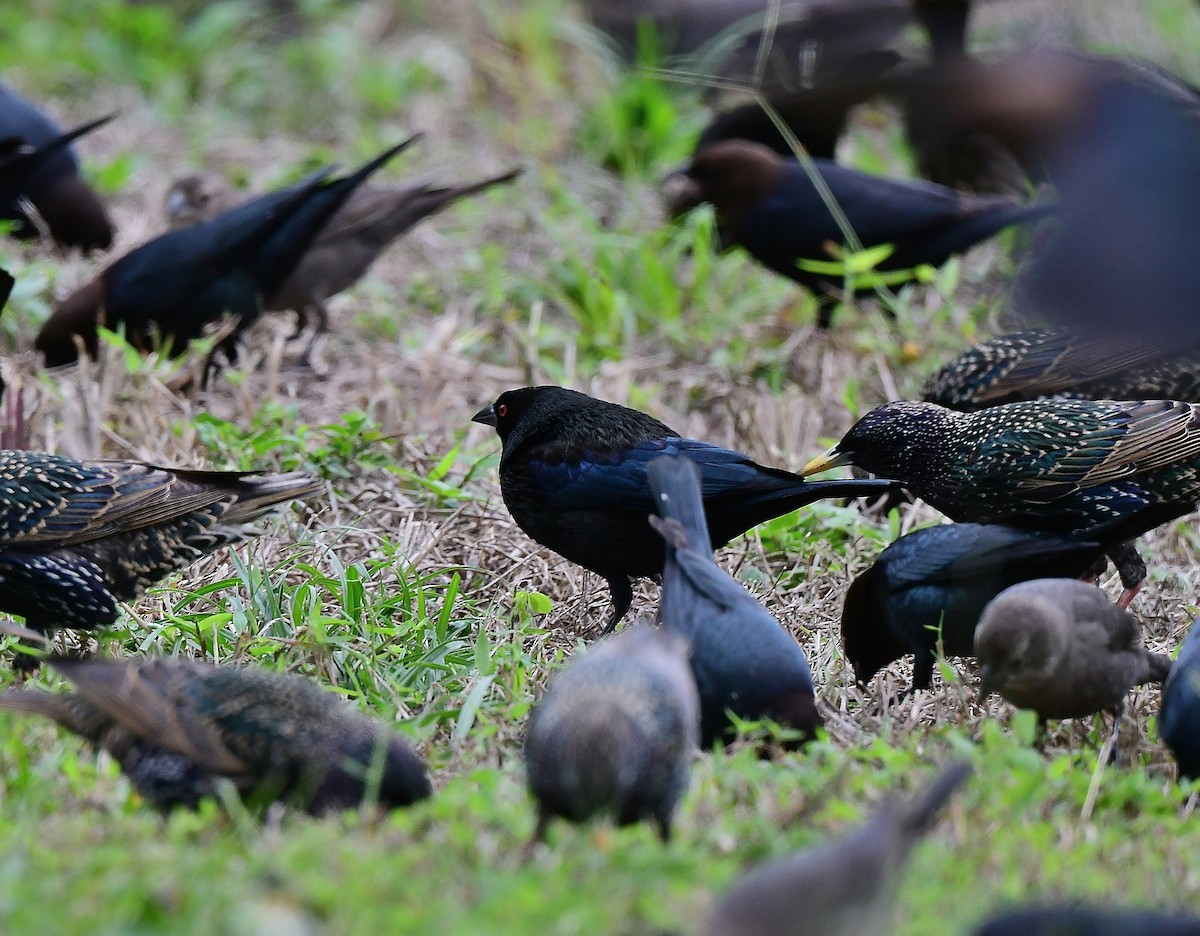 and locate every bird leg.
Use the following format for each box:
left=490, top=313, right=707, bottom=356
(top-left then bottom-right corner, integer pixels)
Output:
left=297, top=301, right=329, bottom=367
left=601, top=575, right=634, bottom=635
left=1107, top=541, right=1146, bottom=610
left=1116, top=582, right=1142, bottom=611
left=1105, top=704, right=1125, bottom=766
